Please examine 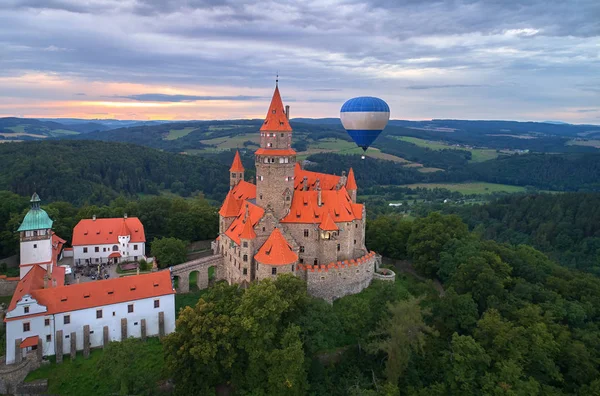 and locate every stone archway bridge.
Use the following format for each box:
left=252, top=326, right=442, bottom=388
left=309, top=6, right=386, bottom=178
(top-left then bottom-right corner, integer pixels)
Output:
left=169, top=254, right=224, bottom=293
